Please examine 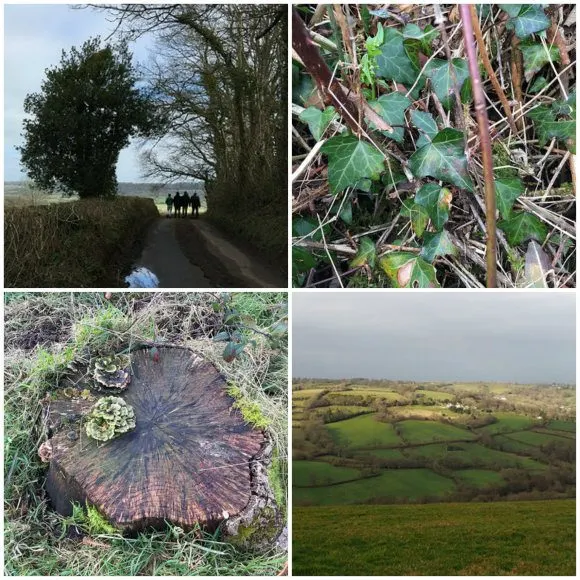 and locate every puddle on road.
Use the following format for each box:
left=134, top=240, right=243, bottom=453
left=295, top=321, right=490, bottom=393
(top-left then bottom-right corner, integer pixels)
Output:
left=125, top=267, right=160, bottom=288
